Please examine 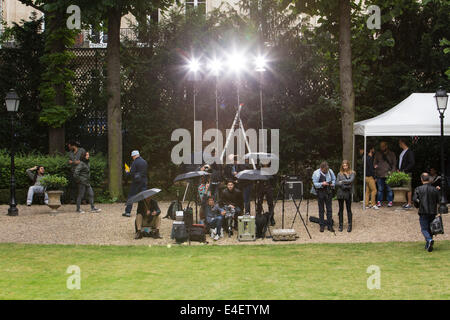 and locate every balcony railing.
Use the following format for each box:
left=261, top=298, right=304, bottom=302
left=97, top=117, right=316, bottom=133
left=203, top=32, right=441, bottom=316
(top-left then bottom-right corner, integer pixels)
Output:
left=73, top=28, right=142, bottom=48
